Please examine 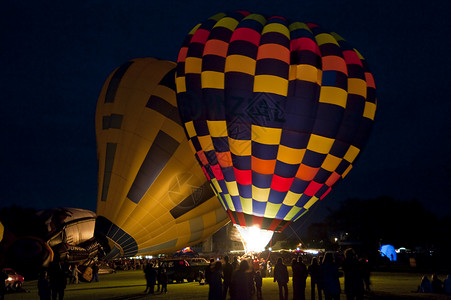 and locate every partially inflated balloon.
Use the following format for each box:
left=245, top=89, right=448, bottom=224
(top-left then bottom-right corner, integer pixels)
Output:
left=95, top=58, right=229, bottom=259
left=176, top=12, right=376, bottom=237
